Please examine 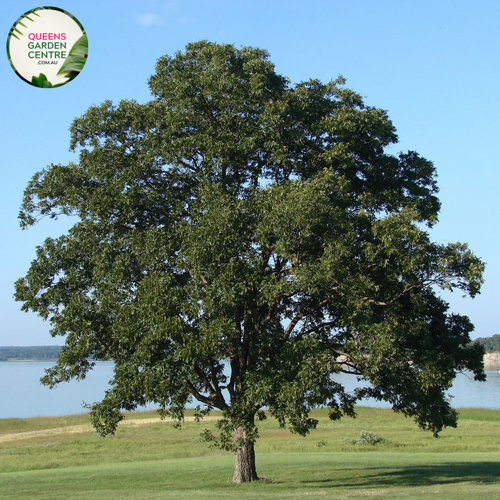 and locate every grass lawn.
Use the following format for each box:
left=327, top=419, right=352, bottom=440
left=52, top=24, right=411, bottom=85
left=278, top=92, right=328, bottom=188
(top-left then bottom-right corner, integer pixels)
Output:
left=1, top=407, right=499, bottom=499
